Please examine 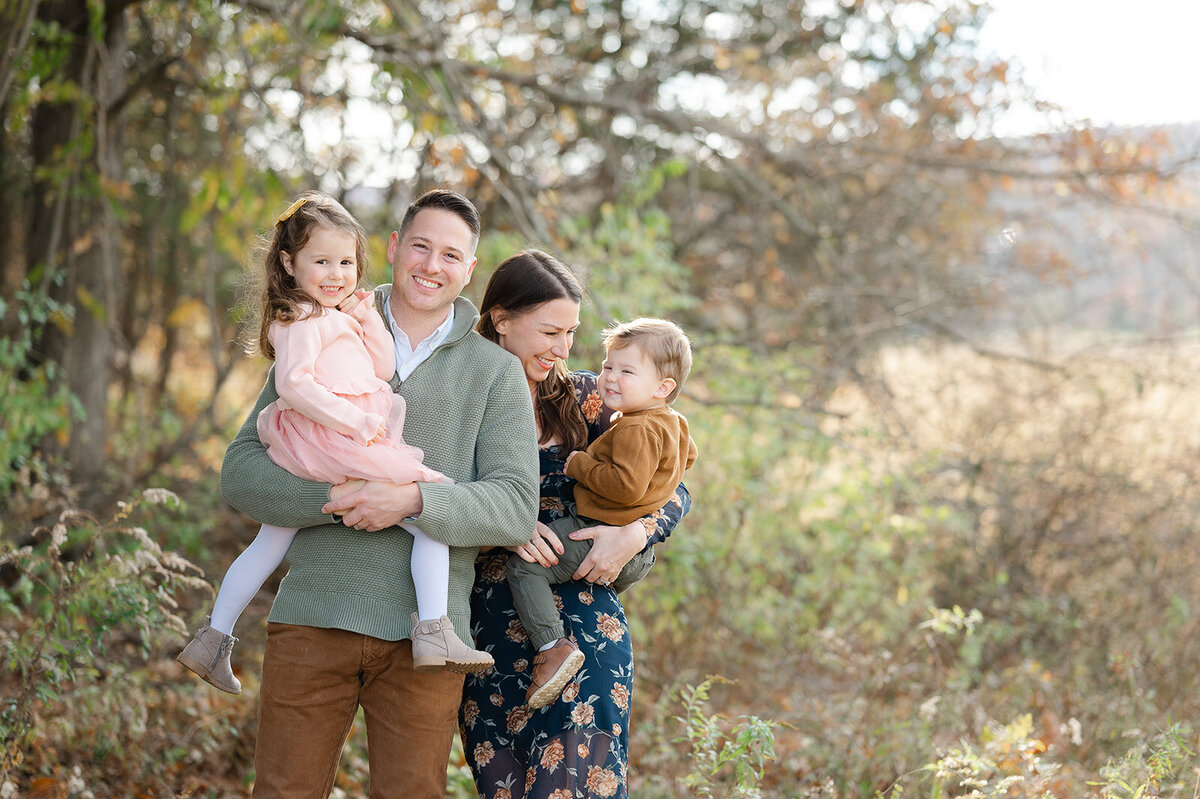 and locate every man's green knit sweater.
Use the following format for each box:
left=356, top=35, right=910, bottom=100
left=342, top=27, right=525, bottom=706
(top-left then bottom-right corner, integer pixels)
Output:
left=220, top=288, right=538, bottom=644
